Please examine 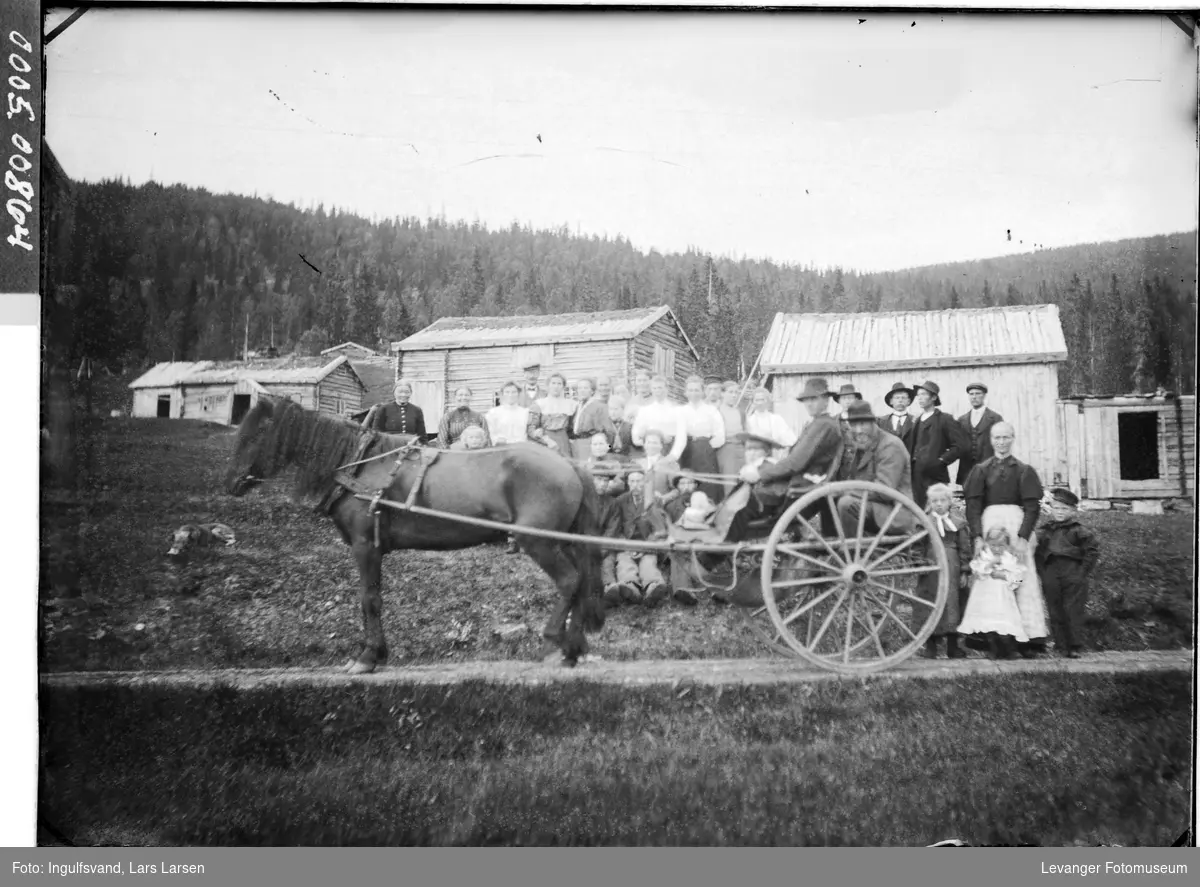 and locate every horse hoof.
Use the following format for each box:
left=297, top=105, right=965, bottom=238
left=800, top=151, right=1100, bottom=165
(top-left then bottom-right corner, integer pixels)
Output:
left=346, top=660, right=376, bottom=675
